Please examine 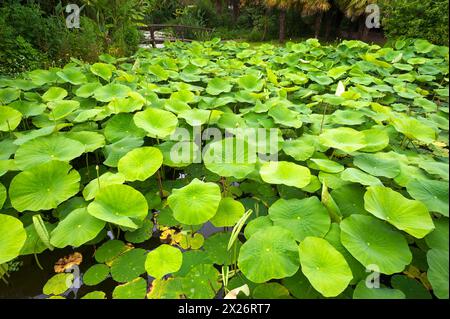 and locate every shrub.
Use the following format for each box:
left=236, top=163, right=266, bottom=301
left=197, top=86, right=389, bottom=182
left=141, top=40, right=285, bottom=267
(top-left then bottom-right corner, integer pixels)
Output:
left=380, top=0, right=449, bottom=45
